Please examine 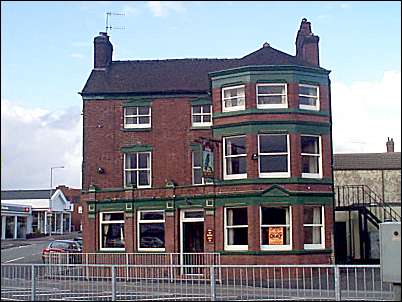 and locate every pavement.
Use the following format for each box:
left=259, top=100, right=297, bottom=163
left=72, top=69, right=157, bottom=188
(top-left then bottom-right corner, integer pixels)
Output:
left=1, top=231, right=81, bottom=250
